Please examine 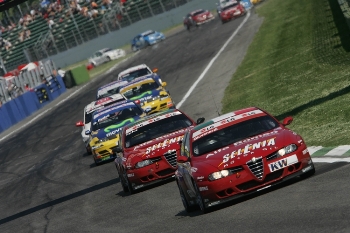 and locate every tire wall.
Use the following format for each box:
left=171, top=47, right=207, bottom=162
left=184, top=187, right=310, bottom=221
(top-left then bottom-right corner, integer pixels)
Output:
left=51, top=0, right=217, bottom=68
